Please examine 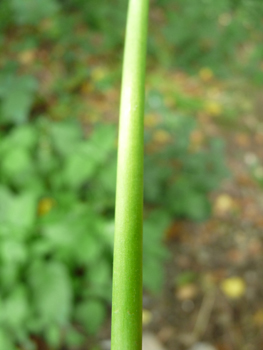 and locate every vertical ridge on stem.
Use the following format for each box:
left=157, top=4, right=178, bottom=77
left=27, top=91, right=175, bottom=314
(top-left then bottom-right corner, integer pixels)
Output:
left=111, top=0, right=149, bottom=349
